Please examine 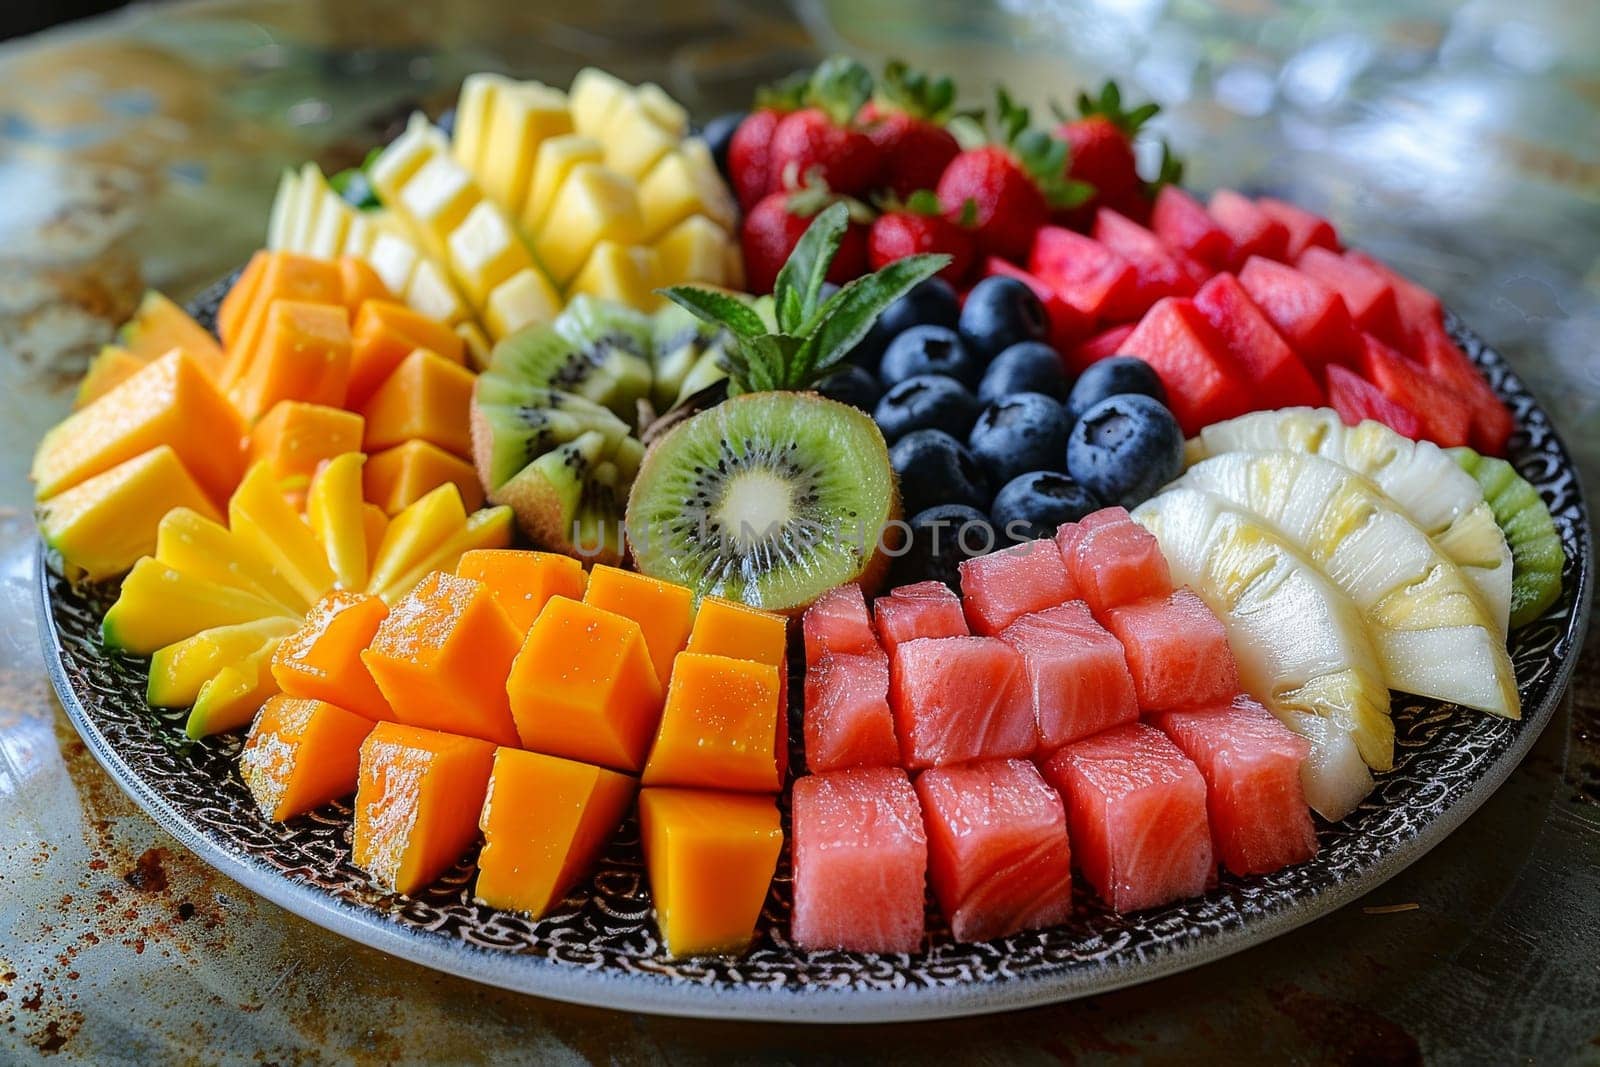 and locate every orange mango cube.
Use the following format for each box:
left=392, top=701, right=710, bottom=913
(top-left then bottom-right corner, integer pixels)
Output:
left=248, top=400, right=365, bottom=485
left=240, top=694, right=376, bottom=821
left=583, top=565, right=695, bottom=688
left=217, top=249, right=269, bottom=348
left=684, top=596, right=788, bottom=667
left=337, top=256, right=393, bottom=313
left=352, top=722, right=496, bottom=895
left=363, top=439, right=484, bottom=515
left=475, top=748, right=637, bottom=918
left=643, top=653, right=782, bottom=792
left=361, top=571, right=522, bottom=746
left=638, top=788, right=783, bottom=957
left=348, top=300, right=466, bottom=406
left=455, top=549, right=586, bottom=632
left=231, top=300, right=353, bottom=422
left=507, top=596, right=663, bottom=771
left=271, top=590, right=393, bottom=722
left=220, top=252, right=344, bottom=385
left=358, top=348, right=476, bottom=459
